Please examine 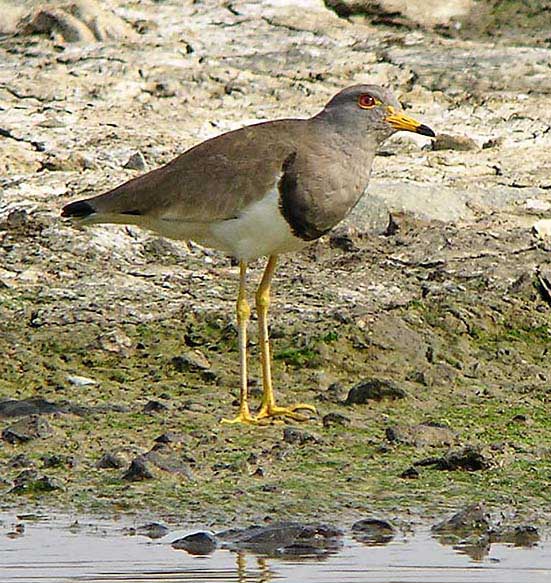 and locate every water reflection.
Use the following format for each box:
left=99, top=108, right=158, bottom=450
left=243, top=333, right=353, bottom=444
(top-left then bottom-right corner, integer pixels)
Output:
left=236, top=553, right=273, bottom=583
left=0, top=511, right=550, bottom=583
